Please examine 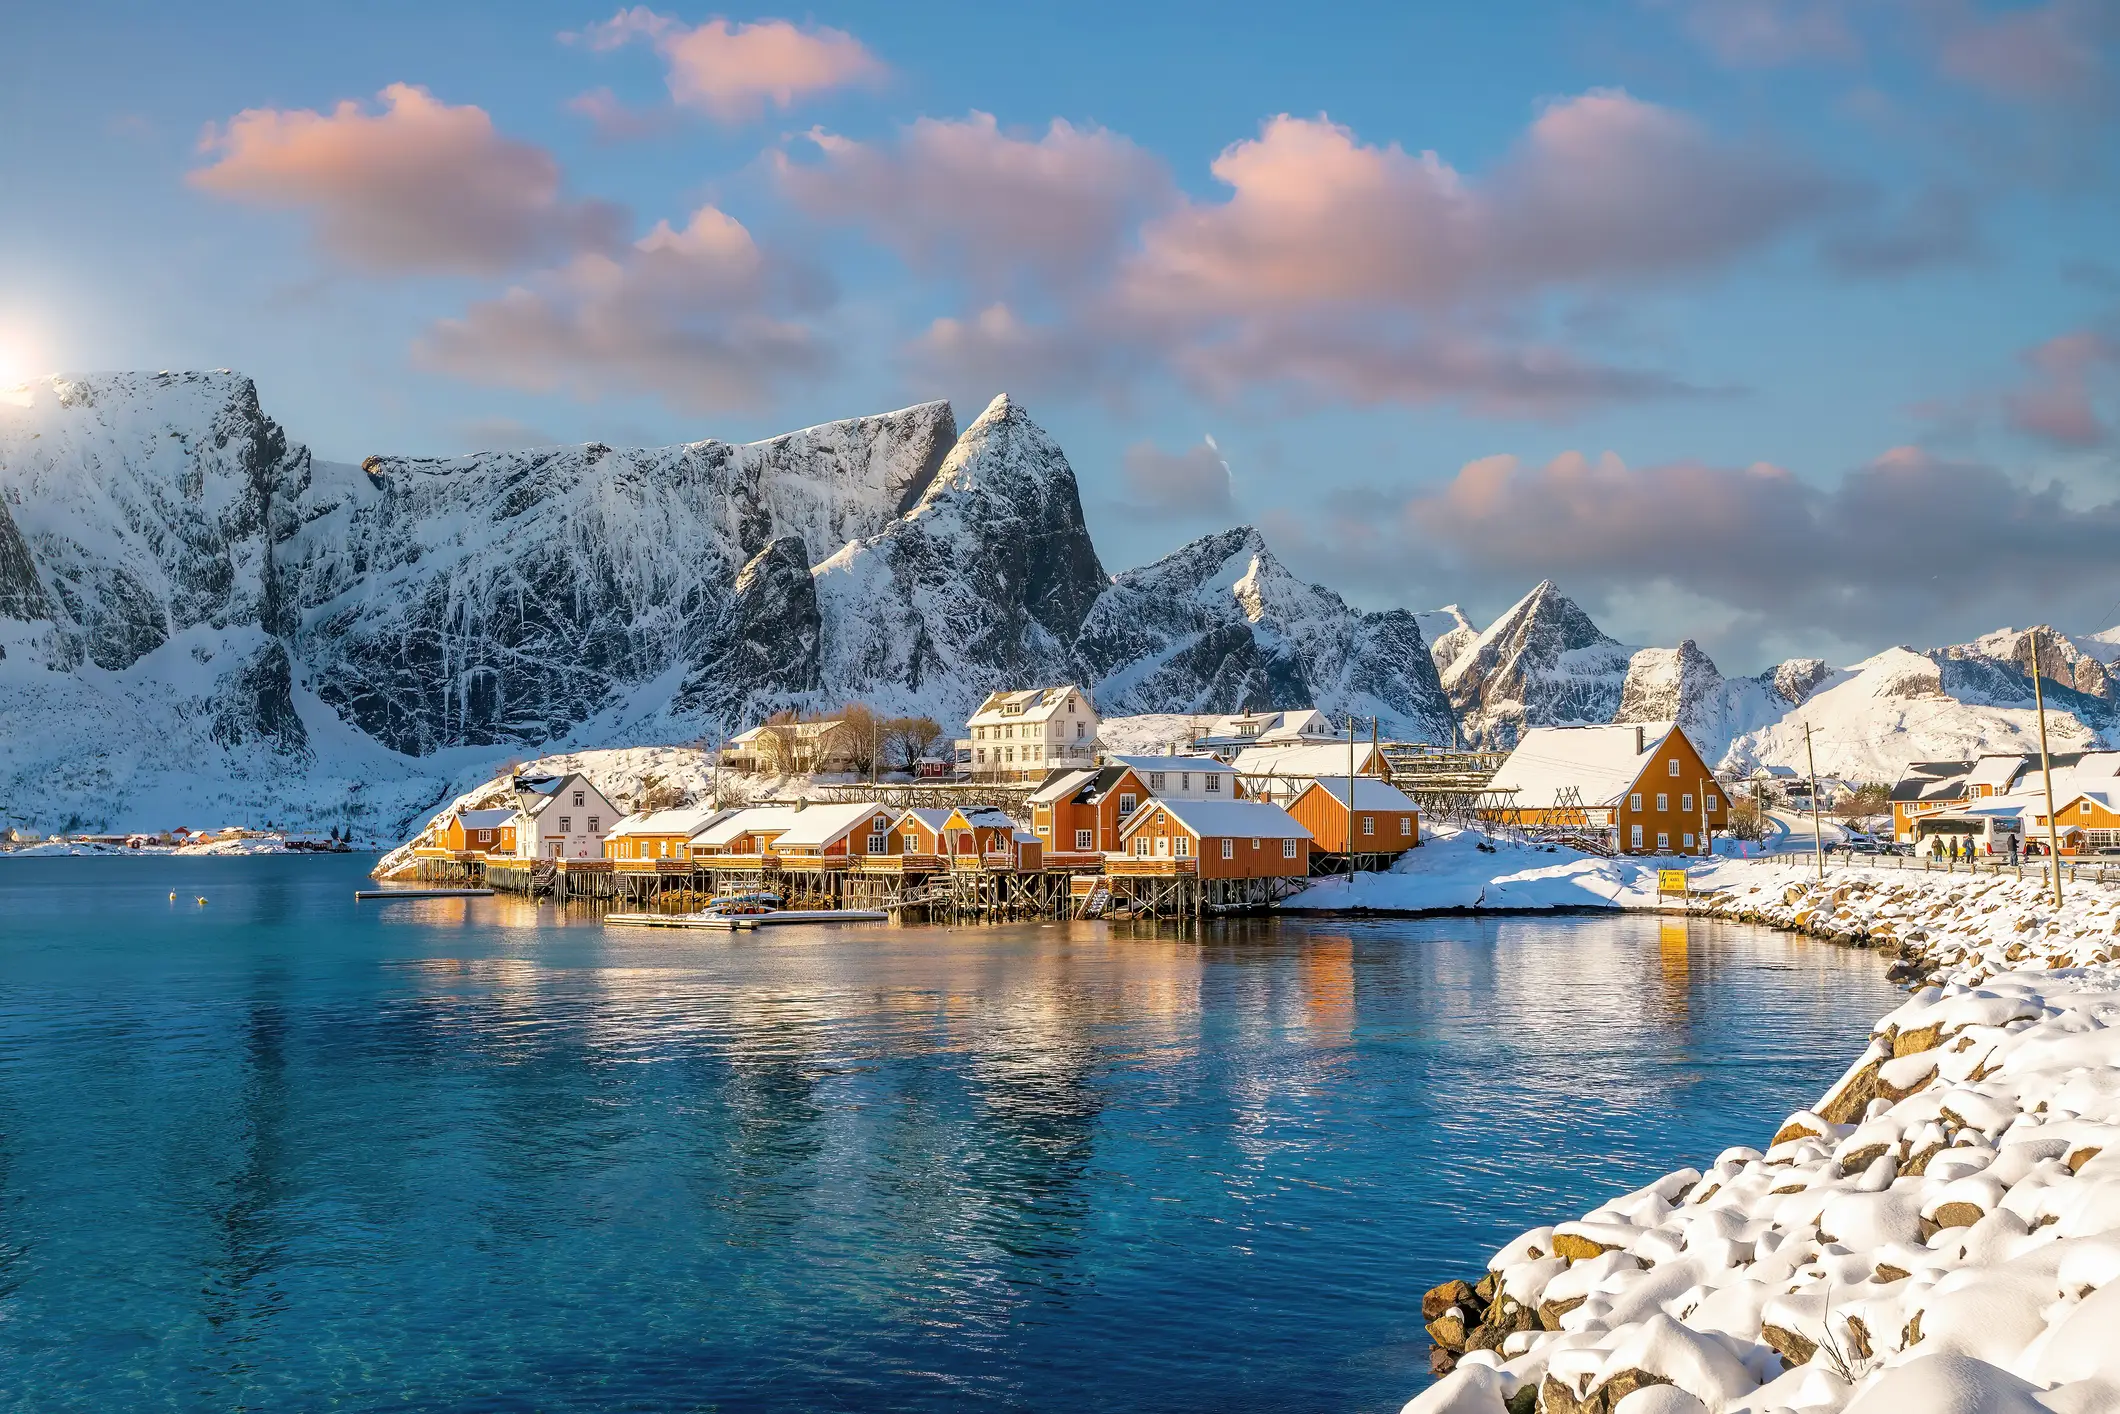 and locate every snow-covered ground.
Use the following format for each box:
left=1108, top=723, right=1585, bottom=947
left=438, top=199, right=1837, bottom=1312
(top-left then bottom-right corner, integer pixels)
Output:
left=1402, top=857, right=2120, bottom=1414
